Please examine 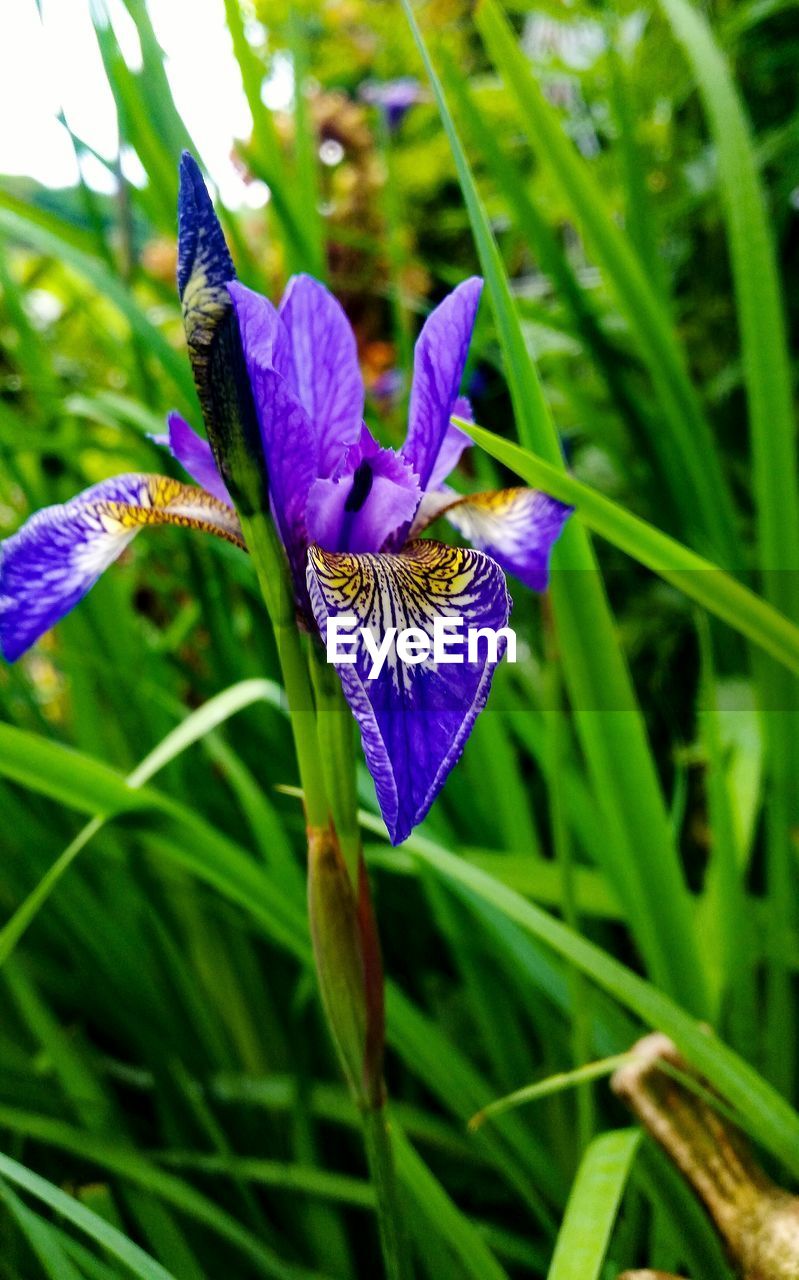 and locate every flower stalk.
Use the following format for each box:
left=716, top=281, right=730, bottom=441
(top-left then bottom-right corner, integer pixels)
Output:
left=176, top=150, right=411, bottom=1277
left=308, top=641, right=361, bottom=884
left=242, top=509, right=411, bottom=1279
left=238, top=509, right=328, bottom=828
left=0, top=153, right=569, bottom=1280
left=306, top=640, right=413, bottom=1280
